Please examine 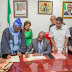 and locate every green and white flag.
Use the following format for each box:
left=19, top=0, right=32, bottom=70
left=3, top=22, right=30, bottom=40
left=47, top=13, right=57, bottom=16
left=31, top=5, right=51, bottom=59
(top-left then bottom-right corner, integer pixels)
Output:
left=64, top=3, right=66, bottom=11
left=7, top=0, right=11, bottom=26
